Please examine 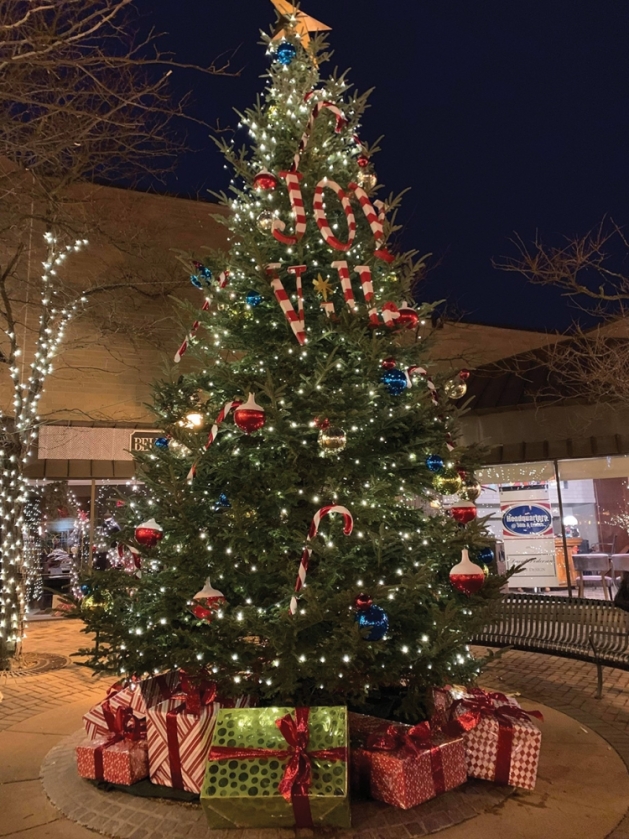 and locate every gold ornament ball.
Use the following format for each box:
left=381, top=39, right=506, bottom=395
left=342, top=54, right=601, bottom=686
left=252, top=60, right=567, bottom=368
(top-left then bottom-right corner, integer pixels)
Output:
left=357, top=171, right=377, bottom=190
left=433, top=472, right=463, bottom=495
left=444, top=379, right=467, bottom=400
left=268, top=105, right=278, bottom=118
left=81, top=592, right=113, bottom=613
left=257, top=210, right=274, bottom=232
left=460, top=480, right=482, bottom=502
left=318, top=425, right=347, bottom=454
